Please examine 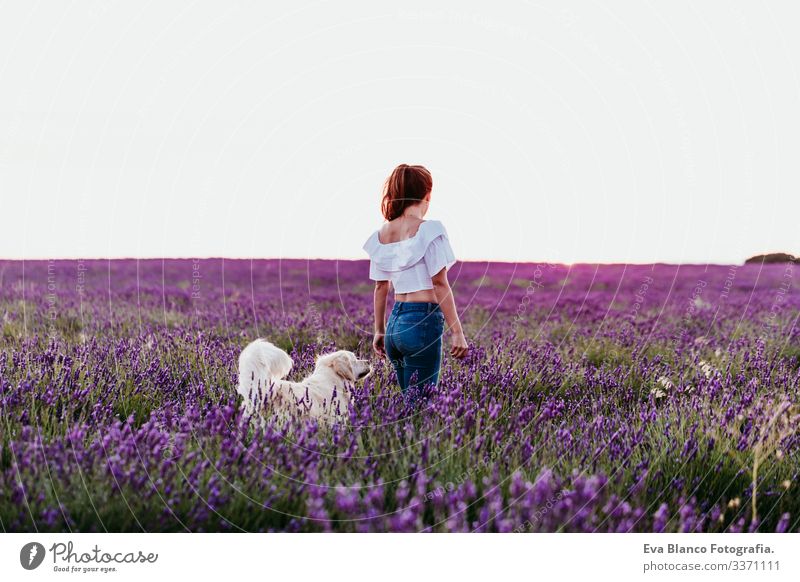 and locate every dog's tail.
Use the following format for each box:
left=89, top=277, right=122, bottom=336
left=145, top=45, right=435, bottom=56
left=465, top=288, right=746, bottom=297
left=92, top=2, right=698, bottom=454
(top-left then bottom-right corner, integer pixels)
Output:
left=237, top=339, right=293, bottom=416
